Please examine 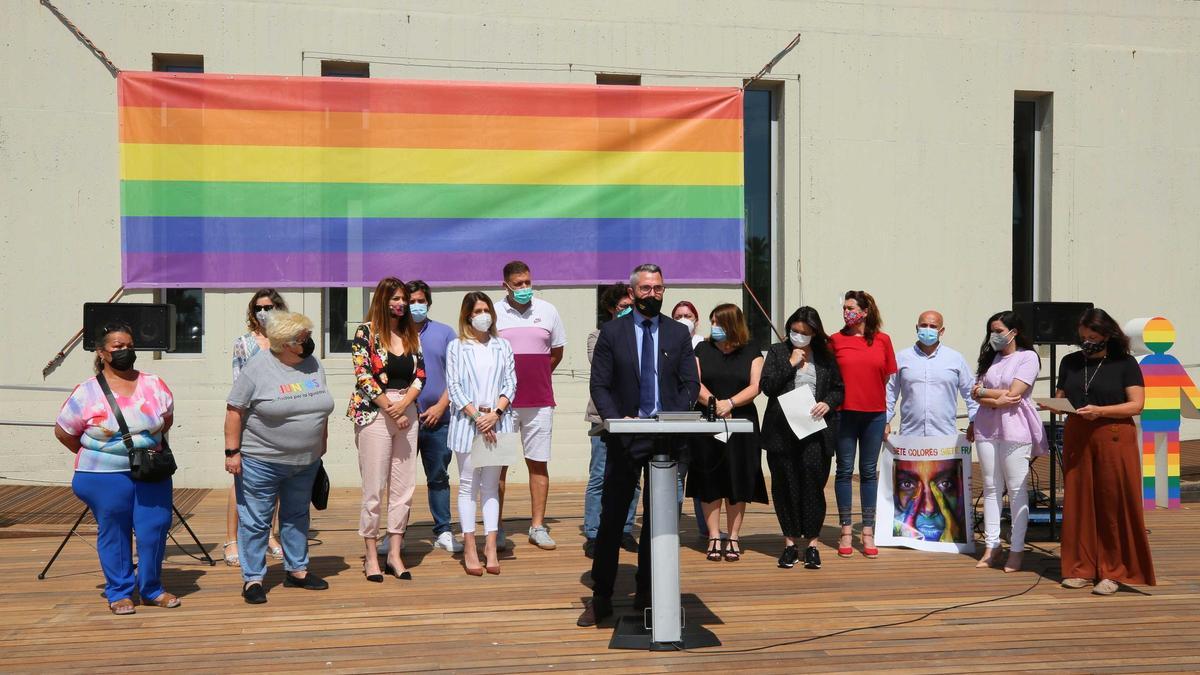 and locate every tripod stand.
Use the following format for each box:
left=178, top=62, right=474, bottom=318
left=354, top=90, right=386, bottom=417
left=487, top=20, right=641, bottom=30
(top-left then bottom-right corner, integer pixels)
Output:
left=38, top=503, right=215, bottom=579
